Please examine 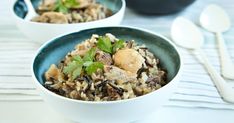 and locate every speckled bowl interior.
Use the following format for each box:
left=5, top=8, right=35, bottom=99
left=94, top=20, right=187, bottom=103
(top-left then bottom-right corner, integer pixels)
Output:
left=32, top=27, right=181, bottom=86
left=14, top=0, right=123, bottom=19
